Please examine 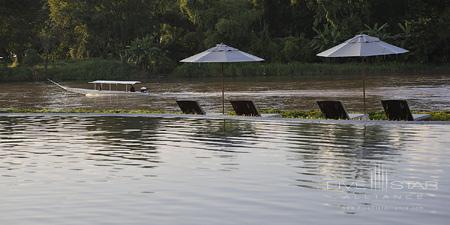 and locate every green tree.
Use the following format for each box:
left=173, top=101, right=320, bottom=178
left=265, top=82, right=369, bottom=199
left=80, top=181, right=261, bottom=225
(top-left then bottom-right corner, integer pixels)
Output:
left=124, top=35, right=174, bottom=73
left=22, top=48, right=42, bottom=79
left=47, top=0, right=164, bottom=59
left=0, top=0, right=46, bottom=63
left=1, top=0, right=449, bottom=70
